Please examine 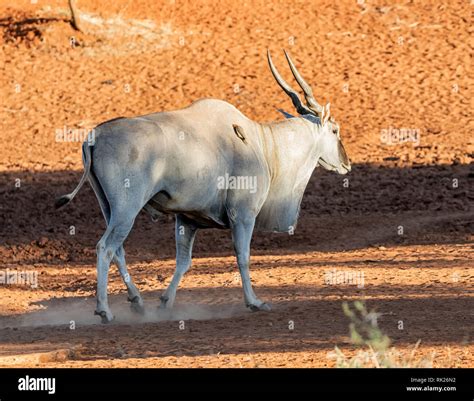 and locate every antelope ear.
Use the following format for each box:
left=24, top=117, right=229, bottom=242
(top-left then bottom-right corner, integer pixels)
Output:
left=277, top=108, right=296, bottom=119
left=322, top=103, right=331, bottom=126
